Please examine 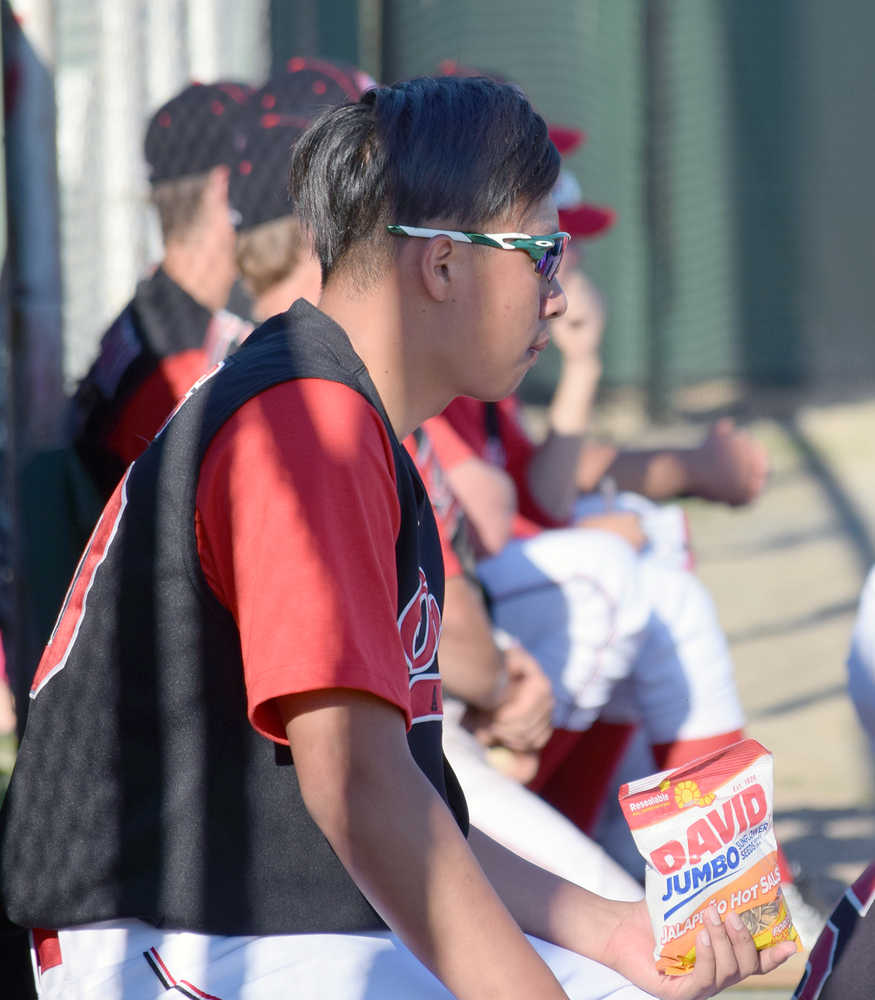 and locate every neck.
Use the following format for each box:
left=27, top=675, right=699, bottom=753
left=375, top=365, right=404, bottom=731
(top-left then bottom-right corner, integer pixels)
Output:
left=253, top=259, right=323, bottom=324
left=318, top=275, right=453, bottom=440
left=162, top=237, right=231, bottom=312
